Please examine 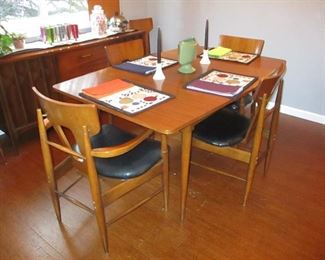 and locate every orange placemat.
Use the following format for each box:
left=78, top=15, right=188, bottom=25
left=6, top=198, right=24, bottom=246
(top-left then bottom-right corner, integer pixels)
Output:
left=79, top=79, right=174, bottom=115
